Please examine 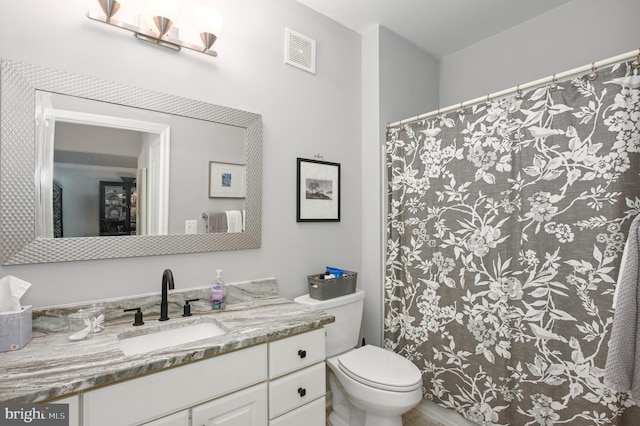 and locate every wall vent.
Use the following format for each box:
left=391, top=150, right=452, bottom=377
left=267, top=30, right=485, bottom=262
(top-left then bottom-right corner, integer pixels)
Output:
left=284, top=28, right=316, bottom=74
